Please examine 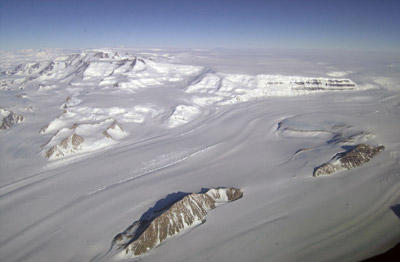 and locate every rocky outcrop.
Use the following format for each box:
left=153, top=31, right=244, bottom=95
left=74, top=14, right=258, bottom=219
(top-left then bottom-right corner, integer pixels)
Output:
left=38, top=62, right=55, bottom=76
left=94, top=51, right=110, bottom=59
left=265, top=78, right=356, bottom=91
left=45, top=133, right=84, bottom=159
left=7, top=62, right=41, bottom=75
left=114, top=187, right=243, bottom=257
left=0, top=110, right=24, bottom=130
left=314, top=144, right=384, bottom=177
left=103, top=120, right=124, bottom=139
left=41, top=117, right=126, bottom=160
left=291, top=79, right=356, bottom=91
